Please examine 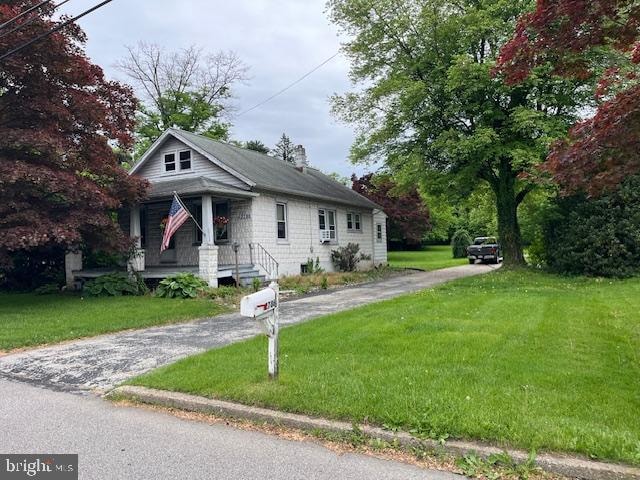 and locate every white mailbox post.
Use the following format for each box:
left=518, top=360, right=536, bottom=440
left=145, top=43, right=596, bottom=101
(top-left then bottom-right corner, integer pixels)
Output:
left=240, top=281, right=280, bottom=380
